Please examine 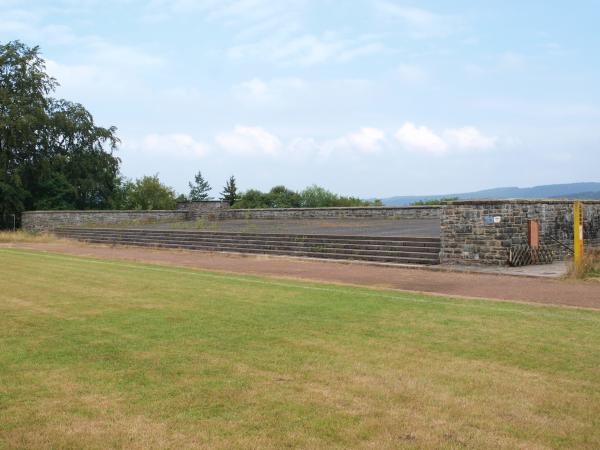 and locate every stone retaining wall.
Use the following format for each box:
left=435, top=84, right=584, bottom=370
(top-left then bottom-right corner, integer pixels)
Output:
left=199, top=206, right=441, bottom=221
left=22, top=210, right=188, bottom=232
left=441, top=200, right=600, bottom=265
left=23, top=201, right=600, bottom=267
left=21, top=206, right=440, bottom=232
left=177, top=200, right=230, bottom=216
